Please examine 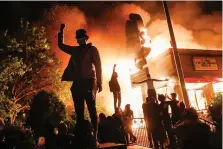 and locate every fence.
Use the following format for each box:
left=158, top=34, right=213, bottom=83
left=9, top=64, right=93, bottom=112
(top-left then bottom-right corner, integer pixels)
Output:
left=197, top=111, right=217, bottom=132
left=132, top=118, right=149, bottom=147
